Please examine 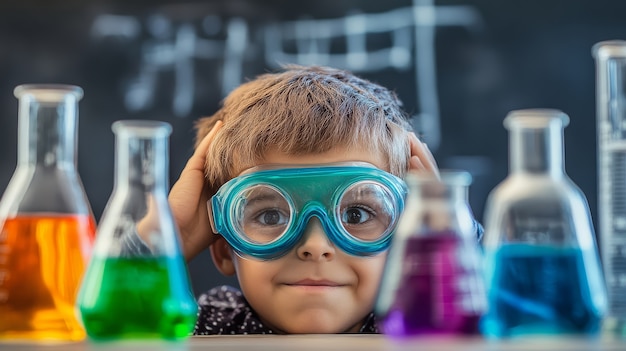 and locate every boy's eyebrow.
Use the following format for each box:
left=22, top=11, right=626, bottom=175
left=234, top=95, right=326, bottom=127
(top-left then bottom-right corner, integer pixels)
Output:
left=340, top=185, right=387, bottom=202
left=245, top=189, right=283, bottom=203
left=240, top=161, right=377, bottom=175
